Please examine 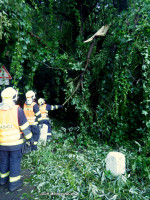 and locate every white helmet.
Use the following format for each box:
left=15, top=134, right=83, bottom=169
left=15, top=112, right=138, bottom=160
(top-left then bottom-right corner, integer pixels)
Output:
left=38, top=98, right=45, bottom=105
left=26, top=90, right=36, bottom=100
left=1, top=87, right=18, bottom=102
